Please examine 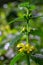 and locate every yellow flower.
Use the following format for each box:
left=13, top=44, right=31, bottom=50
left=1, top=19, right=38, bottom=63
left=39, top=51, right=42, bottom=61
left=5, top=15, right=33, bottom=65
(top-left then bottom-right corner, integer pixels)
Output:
left=27, top=45, right=35, bottom=53
left=25, top=44, right=30, bottom=51
left=17, top=43, right=35, bottom=53
left=18, top=47, right=25, bottom=52
left=17, top=43, right=24, bottom=48
left=17, top=43, right=25, bottom=52
left=25, top=44, right=30, bottom=48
